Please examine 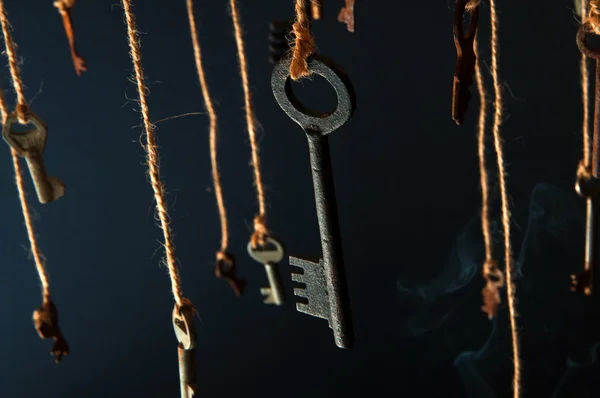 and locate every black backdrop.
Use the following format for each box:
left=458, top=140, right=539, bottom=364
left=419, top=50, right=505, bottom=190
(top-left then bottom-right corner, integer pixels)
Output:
left=0, top=1, right=599, bottom=397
